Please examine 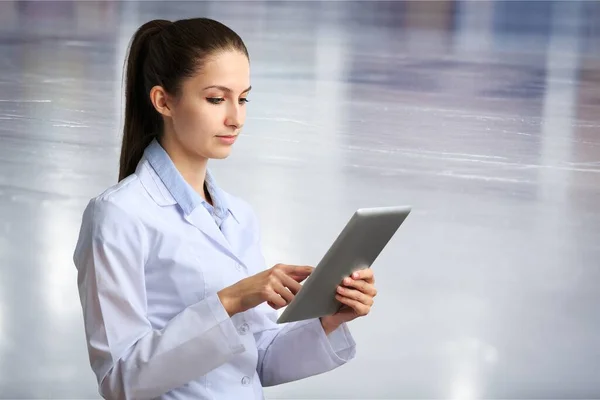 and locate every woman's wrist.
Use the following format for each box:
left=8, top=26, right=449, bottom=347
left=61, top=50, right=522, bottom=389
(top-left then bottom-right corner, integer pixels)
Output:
left=319, top=316, right=341, bottom=335
left=217, top=288, right=238, bottom=317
